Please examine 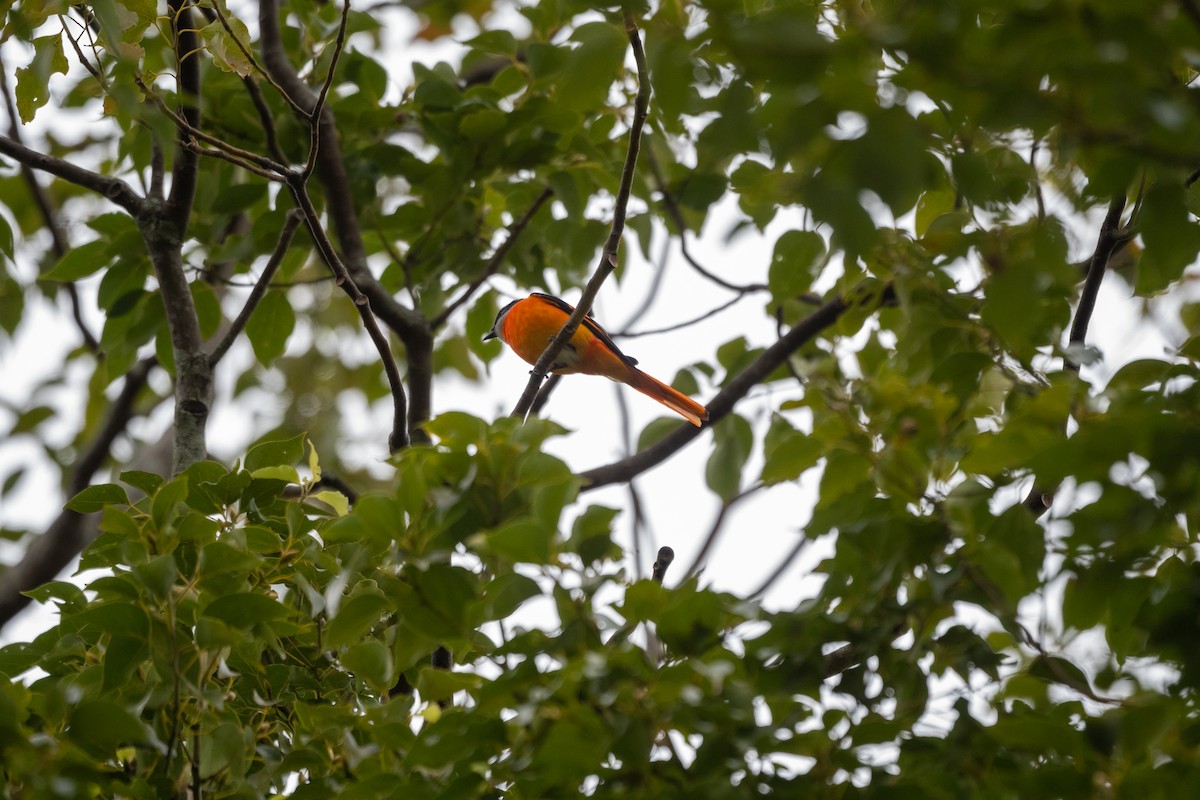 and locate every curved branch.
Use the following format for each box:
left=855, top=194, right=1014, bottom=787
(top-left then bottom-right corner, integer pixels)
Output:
left=615, top=293, right=747, bottom=339
left=431, top=186, right=554, bottom=332
left=683, top=484, right=765, bottom=579
left=288, top=179, right=411, bottom=451
left=1024, top=194, right=1127, bottom=515
left=580, top=292, right=854, bottom=490
left=644, top=144, right=768, bottom=294
left=510, top=16, right=650, bottom=420
left=301, top=0, right=351, bottom=180
left=209, top=209, right=305, bottom=367
left=259, top=0, right=433, bottom=440
left=0, top=134, right=143, bottom=214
